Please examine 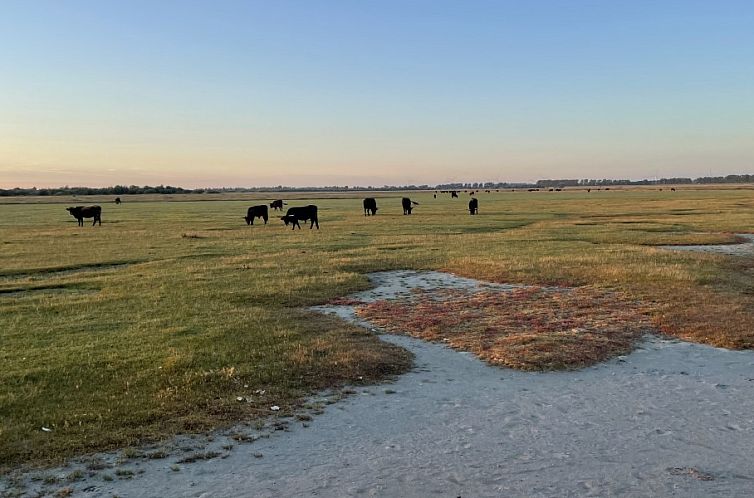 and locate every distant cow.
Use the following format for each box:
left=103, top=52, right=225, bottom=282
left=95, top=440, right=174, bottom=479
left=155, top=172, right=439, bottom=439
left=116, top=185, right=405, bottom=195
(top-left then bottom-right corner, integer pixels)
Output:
left=402, top=197, right=418, bottom=215
left=363, top=198, right=378, bottom=216
left=469, top=198, right=478, bottom=215
left=451, top=191, right=459, bottom=198
left=671, top=187, right=676, bottom=192
left=281, top=205, right=319, bottom=230
left=66, top=206, right=101, bottom=226
left=114, top=197, right=121, bottom=205
left=270, top=199, right=286, bottom=211
left=244, top=205, right=269, bottom=225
